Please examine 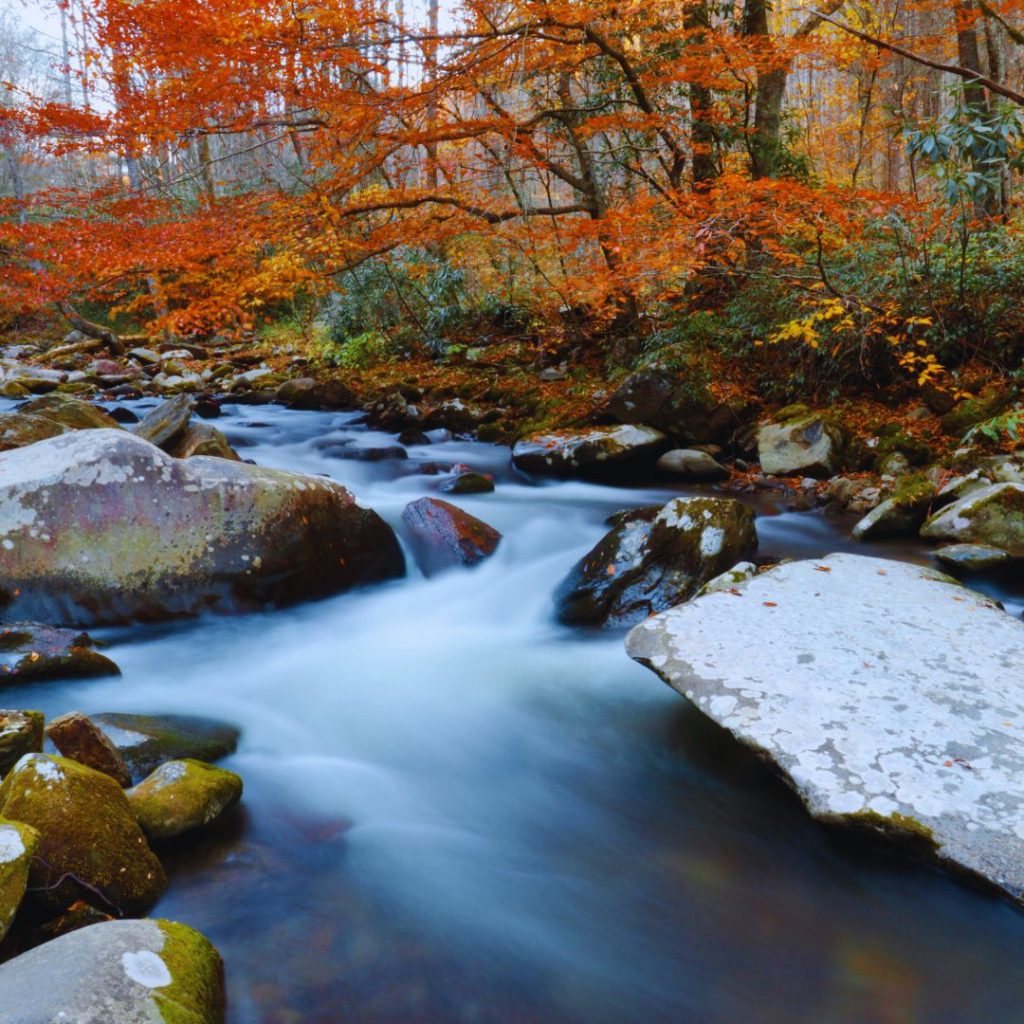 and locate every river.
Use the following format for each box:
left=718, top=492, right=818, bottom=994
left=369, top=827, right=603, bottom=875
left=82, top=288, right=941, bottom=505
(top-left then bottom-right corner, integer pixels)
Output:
left=10, top=401, right=1024, bottom=1023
